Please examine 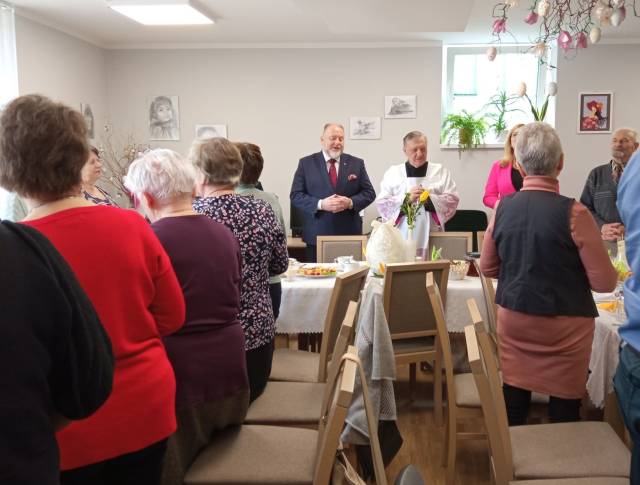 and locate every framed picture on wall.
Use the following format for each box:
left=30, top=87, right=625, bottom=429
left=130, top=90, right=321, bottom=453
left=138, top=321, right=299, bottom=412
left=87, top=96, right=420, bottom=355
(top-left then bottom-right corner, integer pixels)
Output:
left=349, top=117, right=381, bottom=140
left=578, top=92, right=612, bottom=134
left=384, top=95, right=417, bottom=119
left=80, top=103, right=95, bottom=139
left=148, top=95, right=180, bottom=141
left=195, top=124, right=228, bottom=140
